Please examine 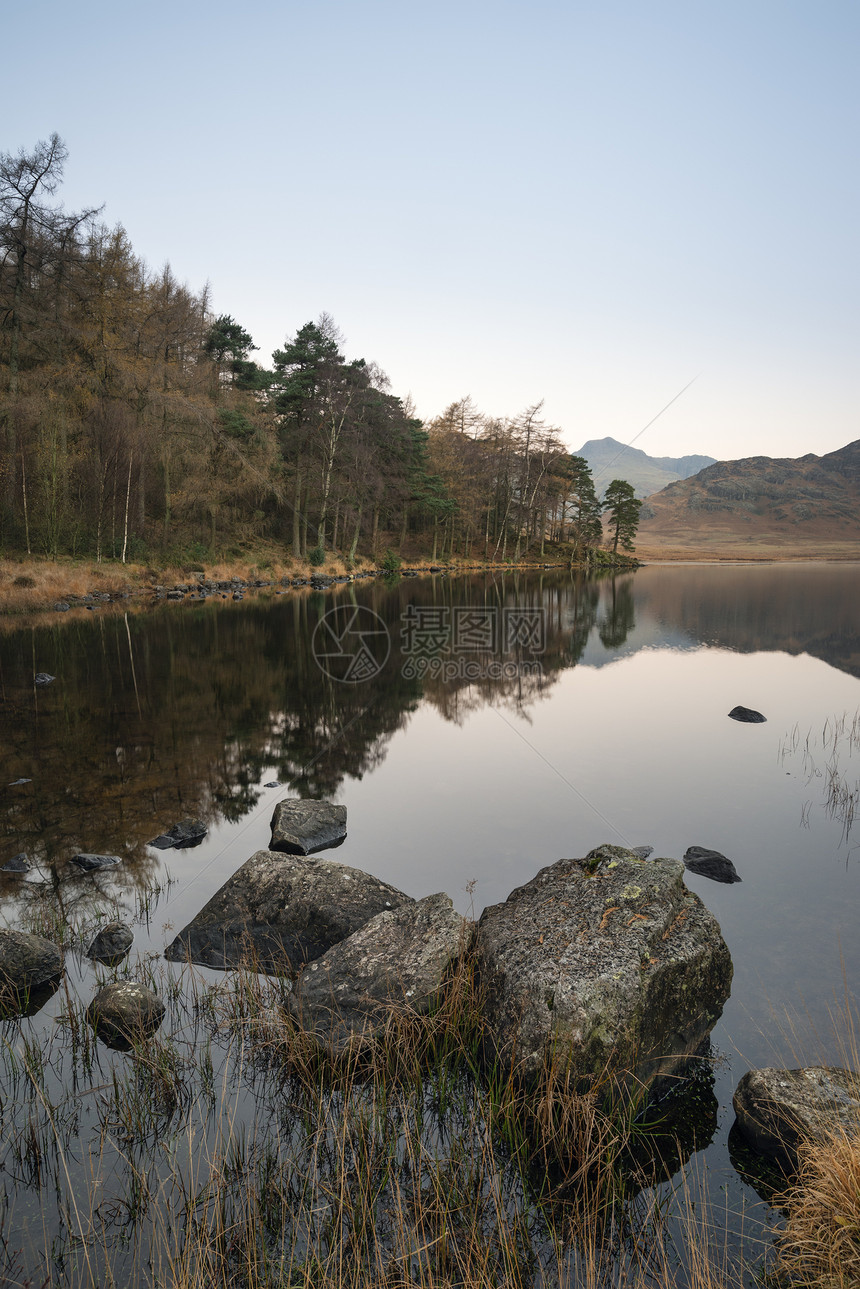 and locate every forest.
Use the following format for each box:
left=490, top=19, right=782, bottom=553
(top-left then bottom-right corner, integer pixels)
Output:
left=0, top=136, right=640, bottom=567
